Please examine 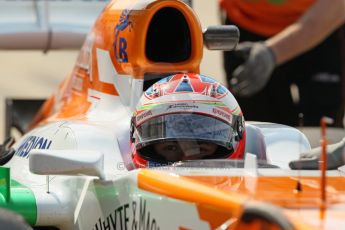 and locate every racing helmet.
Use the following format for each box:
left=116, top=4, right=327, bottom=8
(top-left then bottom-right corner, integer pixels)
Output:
left=131, top=73, right=246, bottom=168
